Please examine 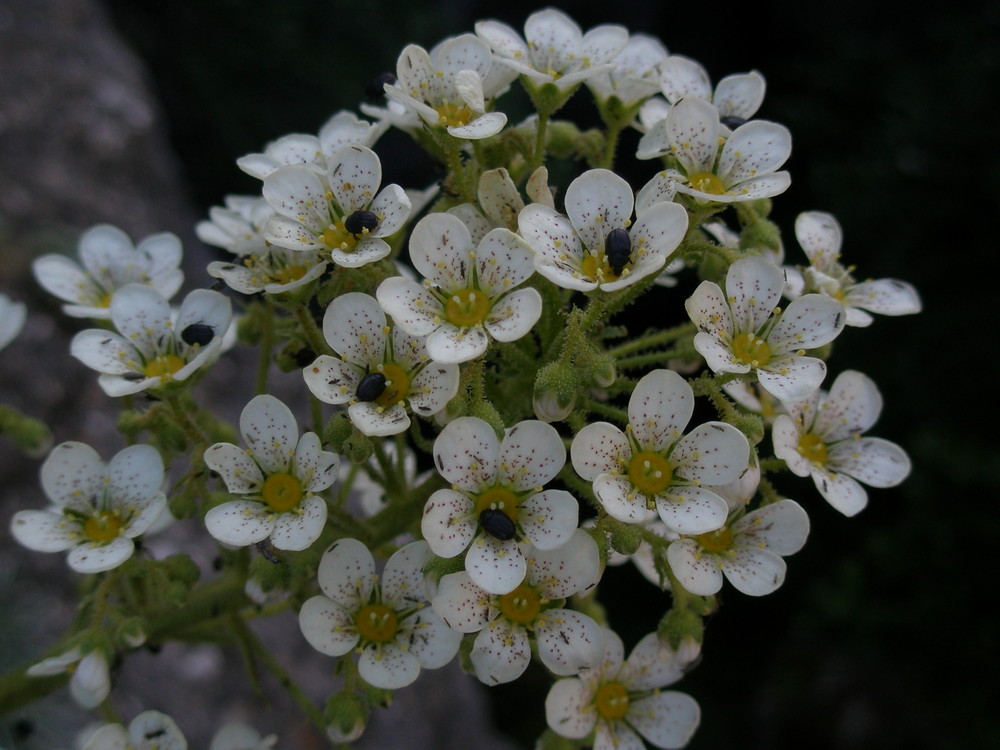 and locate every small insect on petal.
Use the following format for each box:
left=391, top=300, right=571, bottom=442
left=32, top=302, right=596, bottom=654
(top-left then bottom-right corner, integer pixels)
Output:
left=344, top=210, right=379, bottom=236
left=181, top=323, right=215, bottom=346
left=356, top=372, right=387, bottom=402
left=366, top=72, right=397, bottom=102
left=604, top=228, right=632, bottom=276
left=479, top=508, right=516, bottom=541
left=720, top=115, right=747, bottom=130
